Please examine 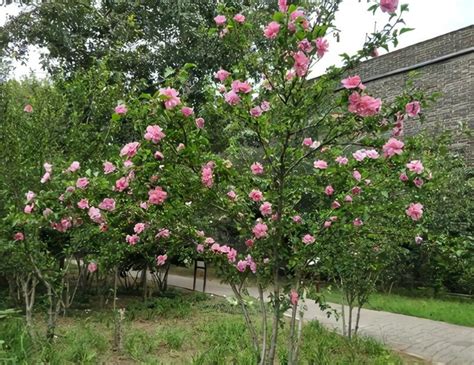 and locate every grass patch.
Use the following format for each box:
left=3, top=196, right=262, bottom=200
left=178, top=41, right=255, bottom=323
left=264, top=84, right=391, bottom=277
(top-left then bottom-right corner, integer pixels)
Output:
left=0, top=289, right=417, bottom=364
left=315, top=288, right=474, bottom=327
